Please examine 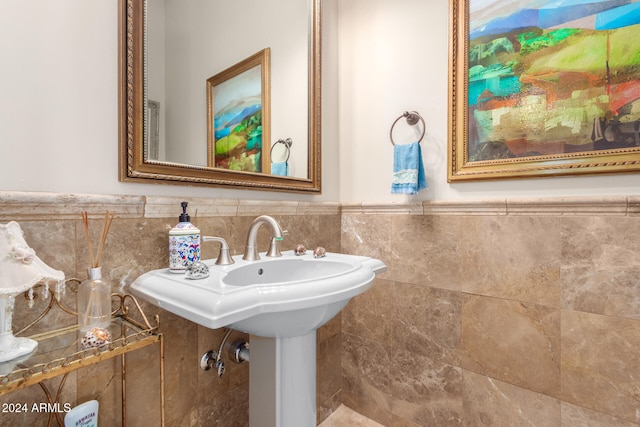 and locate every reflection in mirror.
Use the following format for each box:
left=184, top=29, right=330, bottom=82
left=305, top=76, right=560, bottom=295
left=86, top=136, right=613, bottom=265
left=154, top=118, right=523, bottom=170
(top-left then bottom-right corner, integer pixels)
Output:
left=118, top=0, right=321, bottom=192
left=271, top=138, right=294, bottom=177
left=205, top=48, right=271, bottom=174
